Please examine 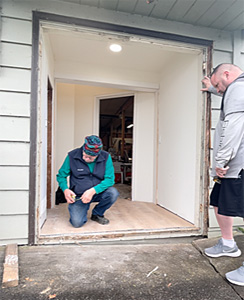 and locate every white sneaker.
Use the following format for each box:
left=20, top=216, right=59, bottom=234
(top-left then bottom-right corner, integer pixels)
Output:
left=204, top=239, right=241, bottom=258
left=226, top=263, right=244, bottom=286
